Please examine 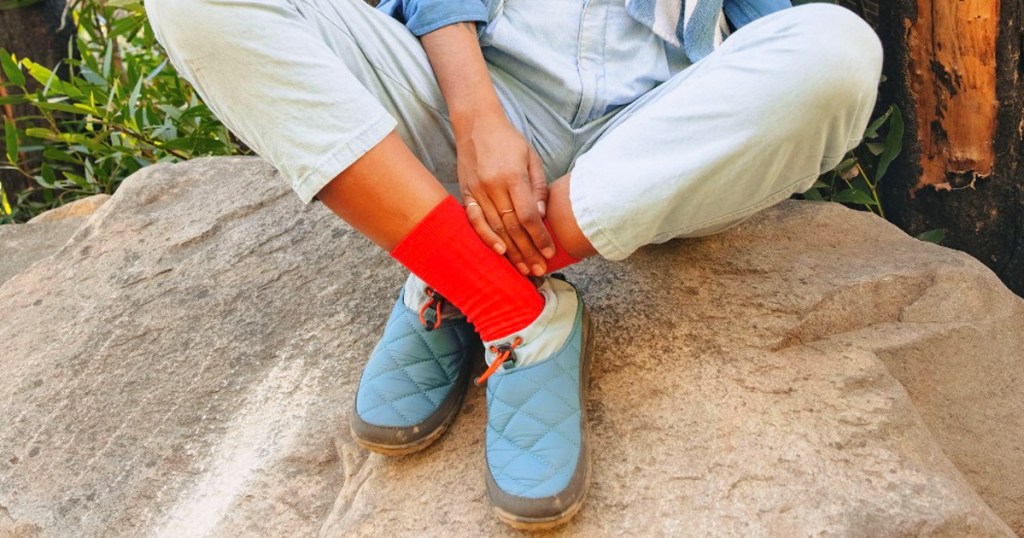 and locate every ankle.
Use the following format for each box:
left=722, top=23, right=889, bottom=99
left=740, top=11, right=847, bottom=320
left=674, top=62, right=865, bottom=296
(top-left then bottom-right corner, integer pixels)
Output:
left=389, top=196, right=544, bottom=343
left=546, top=176, right=597, bottom=261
